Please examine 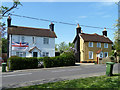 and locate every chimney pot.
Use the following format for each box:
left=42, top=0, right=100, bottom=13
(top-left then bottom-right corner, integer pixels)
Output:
left=102, top=28, right=107, bottom=37
left=76, top=23, right=81, bottom=35
left=49, top=22, right=54, bottom=31
left=7, top=16, right=11, bottom=27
